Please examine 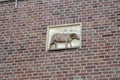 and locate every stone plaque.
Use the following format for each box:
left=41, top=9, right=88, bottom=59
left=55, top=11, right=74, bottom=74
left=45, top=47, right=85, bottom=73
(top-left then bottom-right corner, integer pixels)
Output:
left=46, top=23, right=82, bottom=51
